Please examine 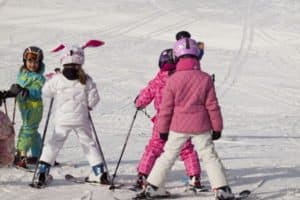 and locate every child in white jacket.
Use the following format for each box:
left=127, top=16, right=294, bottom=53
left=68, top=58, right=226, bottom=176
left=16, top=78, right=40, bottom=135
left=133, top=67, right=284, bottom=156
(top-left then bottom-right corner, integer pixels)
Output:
left=35, top=40, right=108, bottom=187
